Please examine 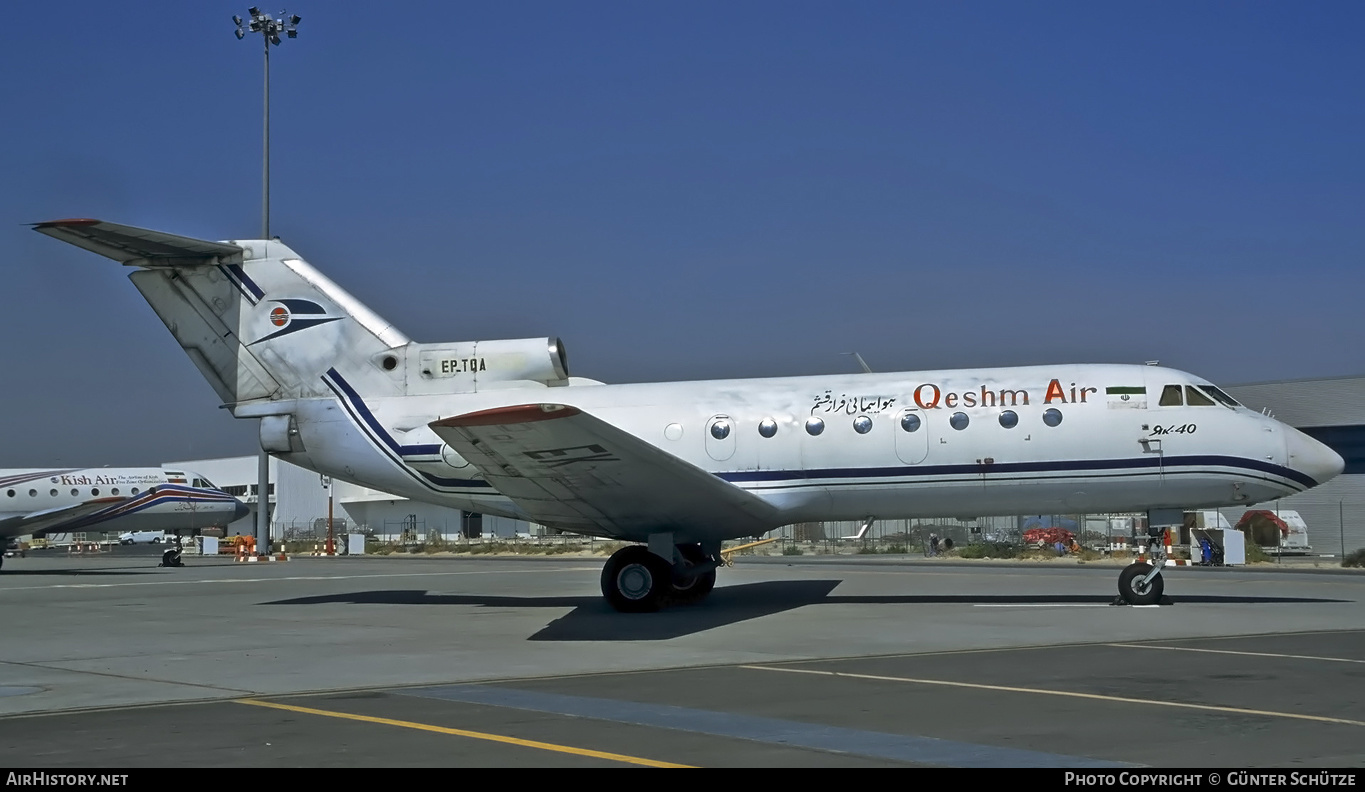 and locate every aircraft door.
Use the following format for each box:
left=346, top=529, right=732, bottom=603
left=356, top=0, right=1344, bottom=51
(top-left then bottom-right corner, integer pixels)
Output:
left=705, top=415, right=737, bottom=462
left=894, top=409, right=929, bottom=464
left=1140, top=437, right=1163, bottom=482
left=1139, top=369, right=1165, bottom=483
